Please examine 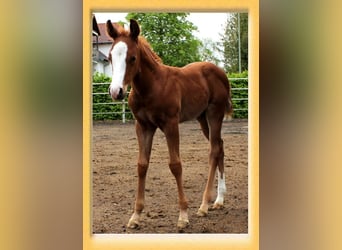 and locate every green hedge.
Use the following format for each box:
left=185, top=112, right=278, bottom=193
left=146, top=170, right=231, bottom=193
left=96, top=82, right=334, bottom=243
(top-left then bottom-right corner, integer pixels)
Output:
left=92, top=72, right=134, bottom=120
left=229, top=71, right=248, bottom=119
left=92, top=71, right=248, bottom=120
